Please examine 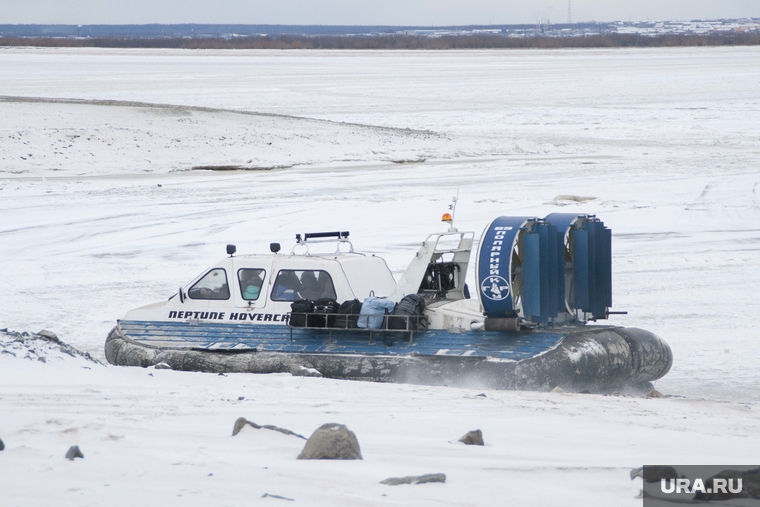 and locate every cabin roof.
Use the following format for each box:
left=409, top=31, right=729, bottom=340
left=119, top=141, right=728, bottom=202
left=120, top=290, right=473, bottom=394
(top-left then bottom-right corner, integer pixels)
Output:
left=230, top=252, right=377, bottom=262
